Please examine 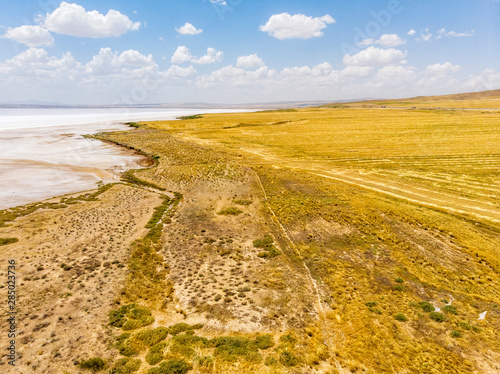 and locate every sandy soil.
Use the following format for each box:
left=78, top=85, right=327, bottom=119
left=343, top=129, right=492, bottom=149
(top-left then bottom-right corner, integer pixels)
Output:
left=0, top=184, right=162, bottom=373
